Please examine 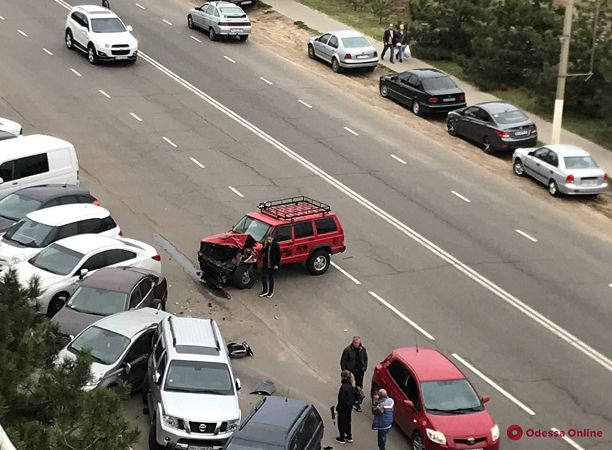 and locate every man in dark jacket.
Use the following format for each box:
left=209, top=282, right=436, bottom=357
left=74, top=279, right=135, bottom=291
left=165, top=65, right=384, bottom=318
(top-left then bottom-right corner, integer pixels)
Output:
left=259, top=235, right=280, bottom=298
left=381, top=23, right=396, bottom=63
left=335, top=370, right=356, bottom=444
left=395, top=23, right=411, bottom=62
left=340, top=336, right=368, bottom=411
